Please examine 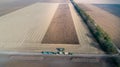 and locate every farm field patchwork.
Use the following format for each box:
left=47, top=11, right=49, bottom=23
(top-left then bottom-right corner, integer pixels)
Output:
left=78, top=4, right=120, bottom=49
left=0, top=2, right=104, bottom=54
